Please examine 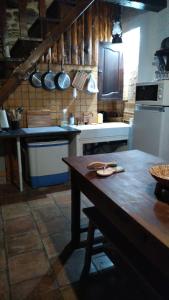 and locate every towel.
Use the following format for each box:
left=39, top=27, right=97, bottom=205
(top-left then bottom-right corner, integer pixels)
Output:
left=86, top=74, right=99, bottom=94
